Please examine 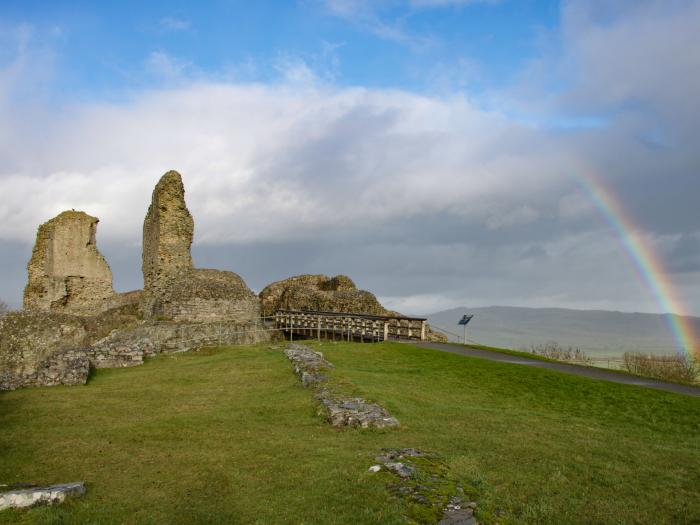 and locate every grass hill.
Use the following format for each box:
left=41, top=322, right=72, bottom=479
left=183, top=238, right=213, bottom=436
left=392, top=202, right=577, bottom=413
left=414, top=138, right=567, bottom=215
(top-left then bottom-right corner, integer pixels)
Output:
left=1, top=342, right=699, bottom=524
left=425, top=306, right=700, bottom=357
